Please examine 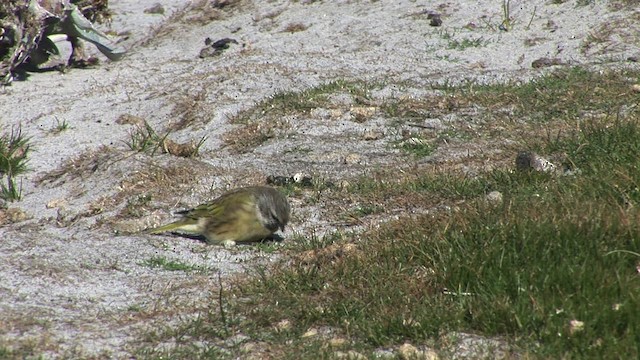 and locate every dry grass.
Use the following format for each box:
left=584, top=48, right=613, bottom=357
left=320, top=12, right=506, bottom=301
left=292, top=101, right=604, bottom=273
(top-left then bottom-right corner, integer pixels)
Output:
left=35, top=145, right=121, bottom=187
left=223, top=118, right=290, bottom=153
left=282, top=22, right=308, bottom=33
left=169, top=88, right=211, bottom=131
